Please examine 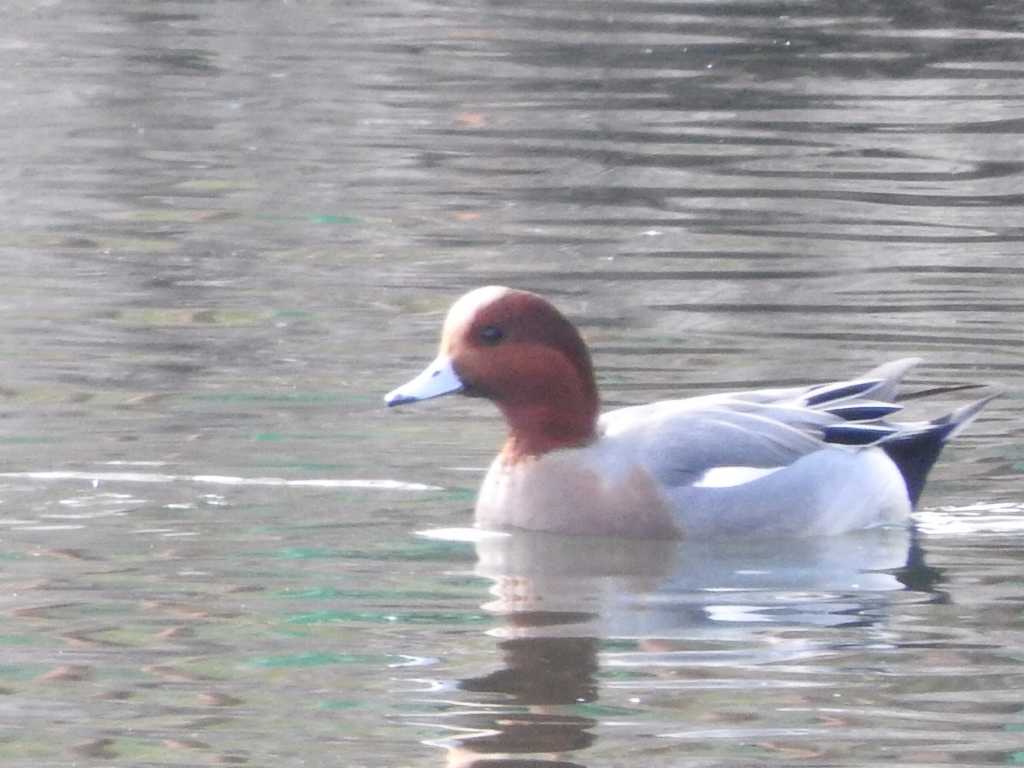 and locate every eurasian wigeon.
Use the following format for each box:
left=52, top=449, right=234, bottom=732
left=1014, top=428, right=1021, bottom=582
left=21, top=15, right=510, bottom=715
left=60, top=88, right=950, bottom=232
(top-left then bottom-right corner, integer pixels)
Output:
left=386, top=286, right=995, bottom=538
